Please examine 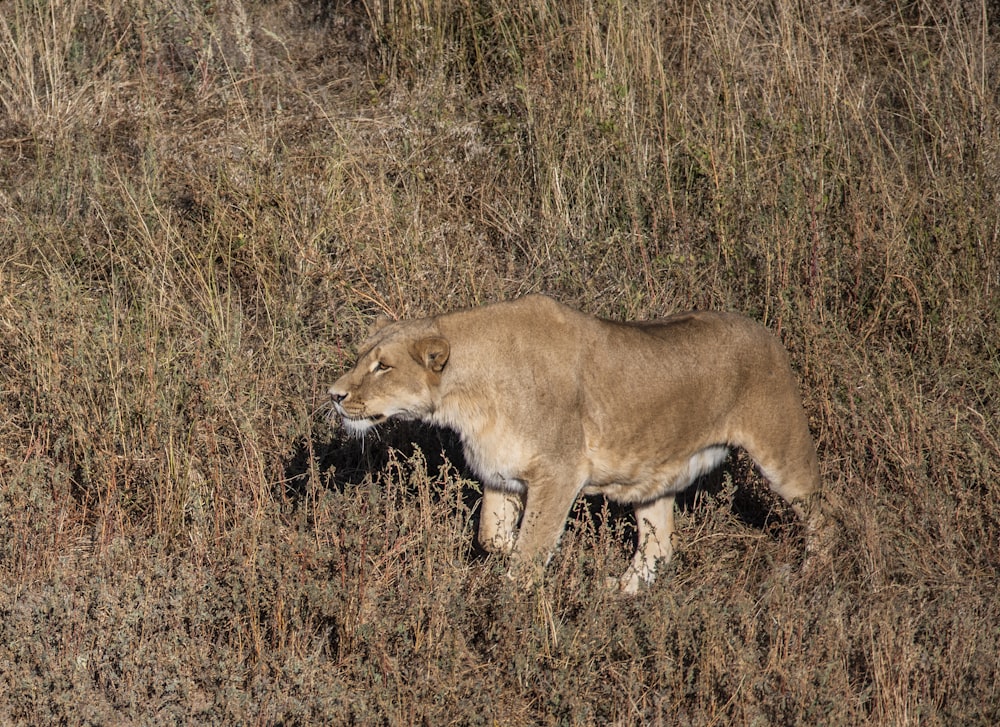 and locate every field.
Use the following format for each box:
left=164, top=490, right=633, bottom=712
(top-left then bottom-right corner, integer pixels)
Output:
left=1, top=0, right=998, bottom=723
